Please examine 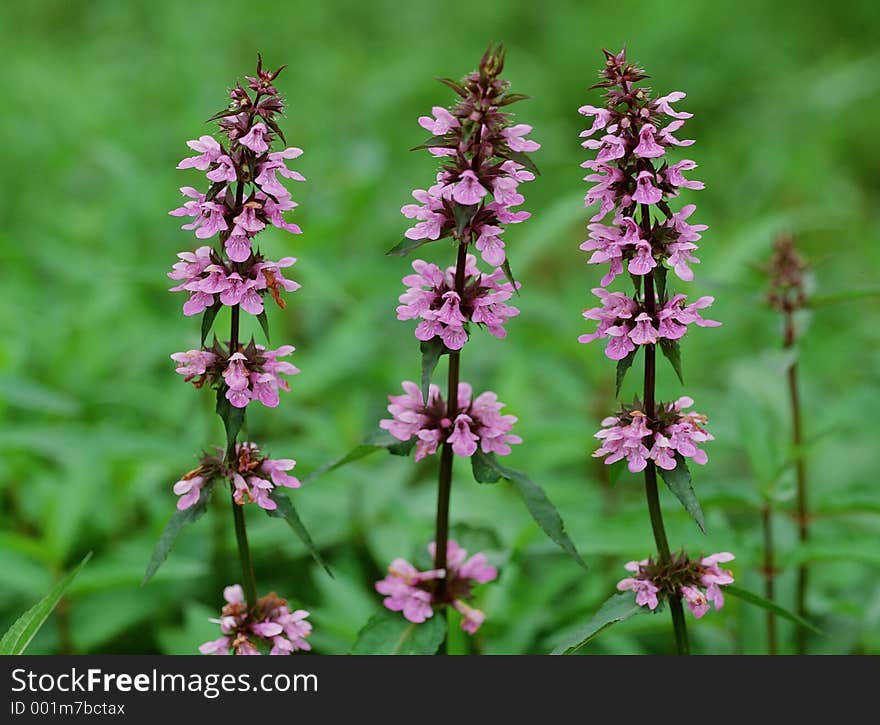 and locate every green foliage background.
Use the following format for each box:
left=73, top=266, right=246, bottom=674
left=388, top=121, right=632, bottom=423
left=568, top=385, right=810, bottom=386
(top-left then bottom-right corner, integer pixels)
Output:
left=1, top=0, right=878, bottom=654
